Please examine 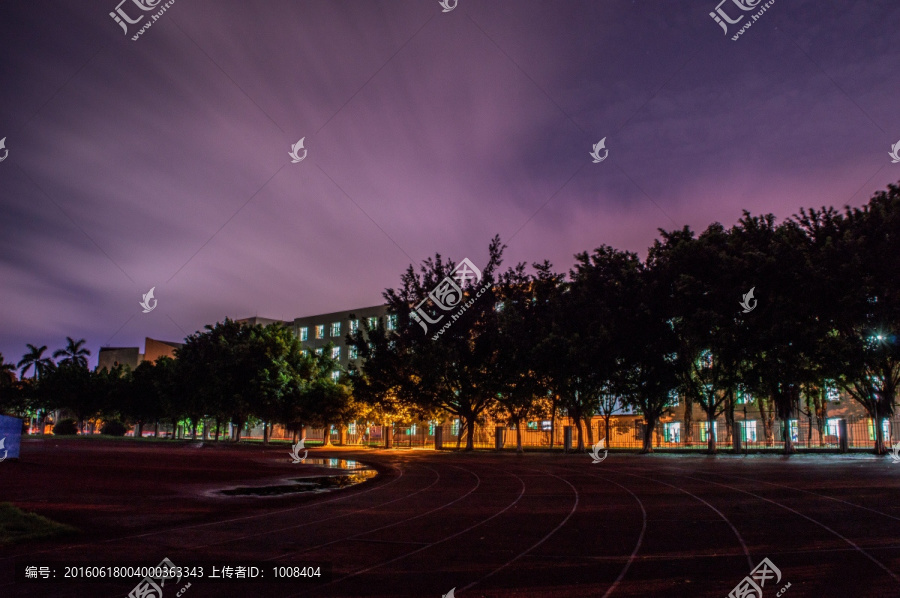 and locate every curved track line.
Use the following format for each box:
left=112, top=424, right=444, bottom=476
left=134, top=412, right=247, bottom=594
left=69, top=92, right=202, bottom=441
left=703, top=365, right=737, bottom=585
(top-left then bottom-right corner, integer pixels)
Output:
left=676, top=472, right=900, bottom=586
left=460, top=466, right=582, bottom=595
left=611, top=469, right=753, bottom=569
left=0, top=458, right=406, bottom=565
left=683, top=467, right=900, bottom=525
left=584, top=472, right=648, bottom=598
left=187, top=464, right=444, bottom=551
left=268, top=462, right=483, bottom=563
left=283, top=464, right=528, bottom=598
